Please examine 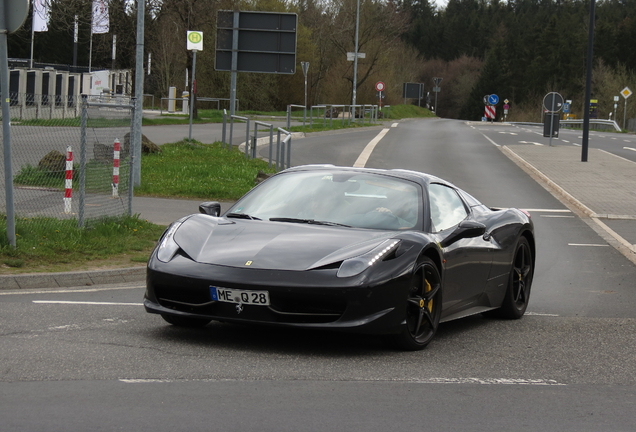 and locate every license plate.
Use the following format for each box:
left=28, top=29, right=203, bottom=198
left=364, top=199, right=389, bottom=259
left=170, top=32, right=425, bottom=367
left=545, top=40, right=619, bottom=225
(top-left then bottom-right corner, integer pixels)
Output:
left=210, top=286, right=270, bottom=306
